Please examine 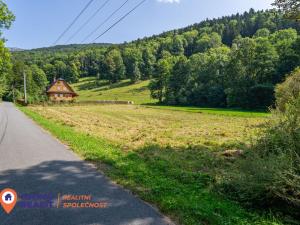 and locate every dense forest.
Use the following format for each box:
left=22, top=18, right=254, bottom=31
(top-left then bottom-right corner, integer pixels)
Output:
left=4, top=8, right=300, bottom=108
